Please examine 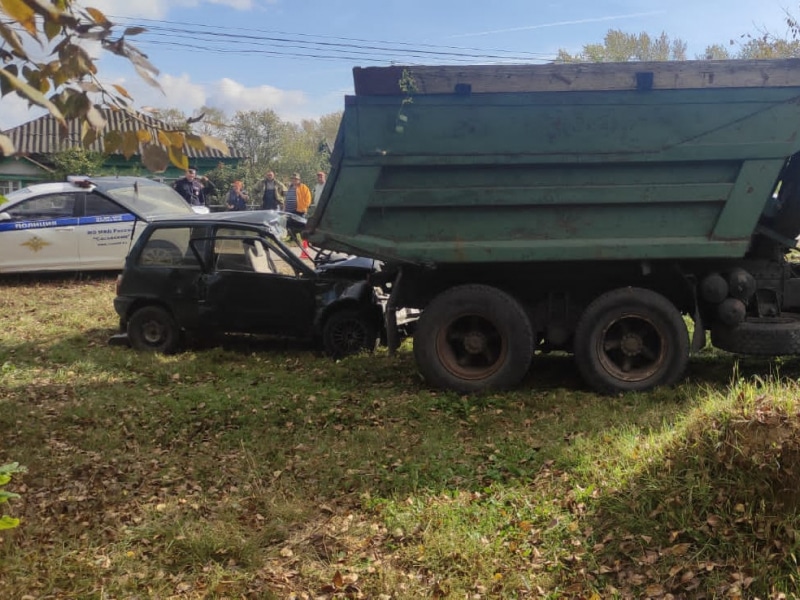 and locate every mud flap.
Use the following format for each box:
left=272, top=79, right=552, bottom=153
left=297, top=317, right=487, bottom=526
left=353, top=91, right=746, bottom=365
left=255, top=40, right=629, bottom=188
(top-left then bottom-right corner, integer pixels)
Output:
left=692, top=306, right=706, bottom=352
